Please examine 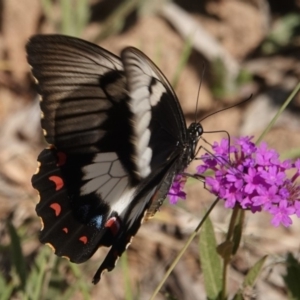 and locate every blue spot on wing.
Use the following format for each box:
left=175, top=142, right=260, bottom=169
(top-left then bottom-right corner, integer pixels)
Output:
left=71, top=193, right=109, bottom=227
left=89, top=215, right=103, bottom=229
